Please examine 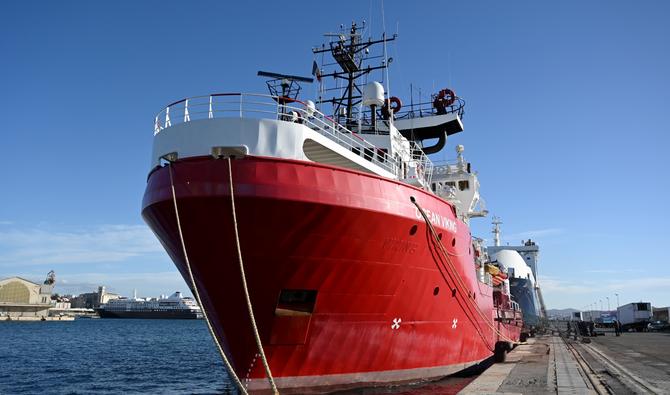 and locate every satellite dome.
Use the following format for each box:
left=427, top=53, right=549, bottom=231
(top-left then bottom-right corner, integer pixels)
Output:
left=491, top=249, right=535, bottom=284
left=304, top=100, right=315, bottom=116
left=362, top=81, right=385, bottom=107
